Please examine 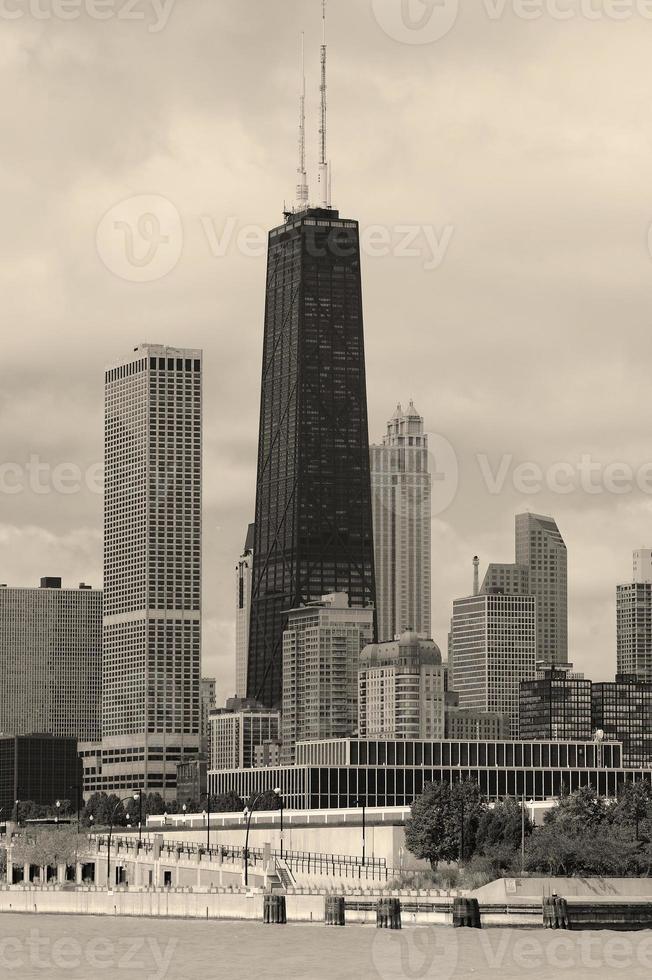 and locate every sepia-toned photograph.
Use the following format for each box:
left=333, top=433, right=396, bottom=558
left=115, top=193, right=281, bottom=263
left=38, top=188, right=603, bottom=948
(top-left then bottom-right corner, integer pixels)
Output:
left=1, top=1, right=652, bottom=977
